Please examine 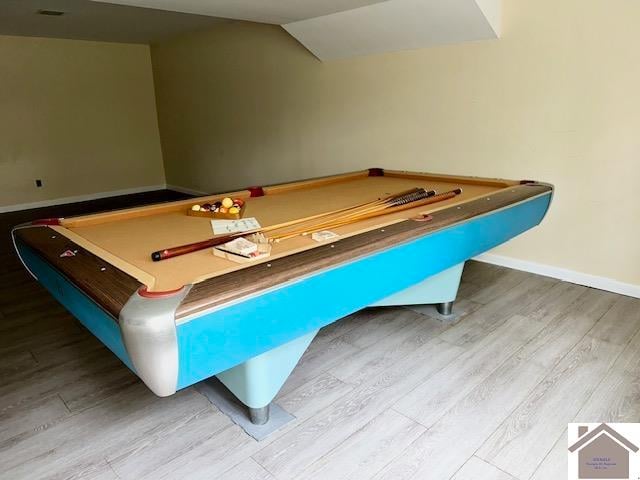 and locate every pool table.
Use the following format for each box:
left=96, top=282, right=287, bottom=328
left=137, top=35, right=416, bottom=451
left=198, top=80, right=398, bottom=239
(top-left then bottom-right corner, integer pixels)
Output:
left=12, top=169, right=553, bottom=424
